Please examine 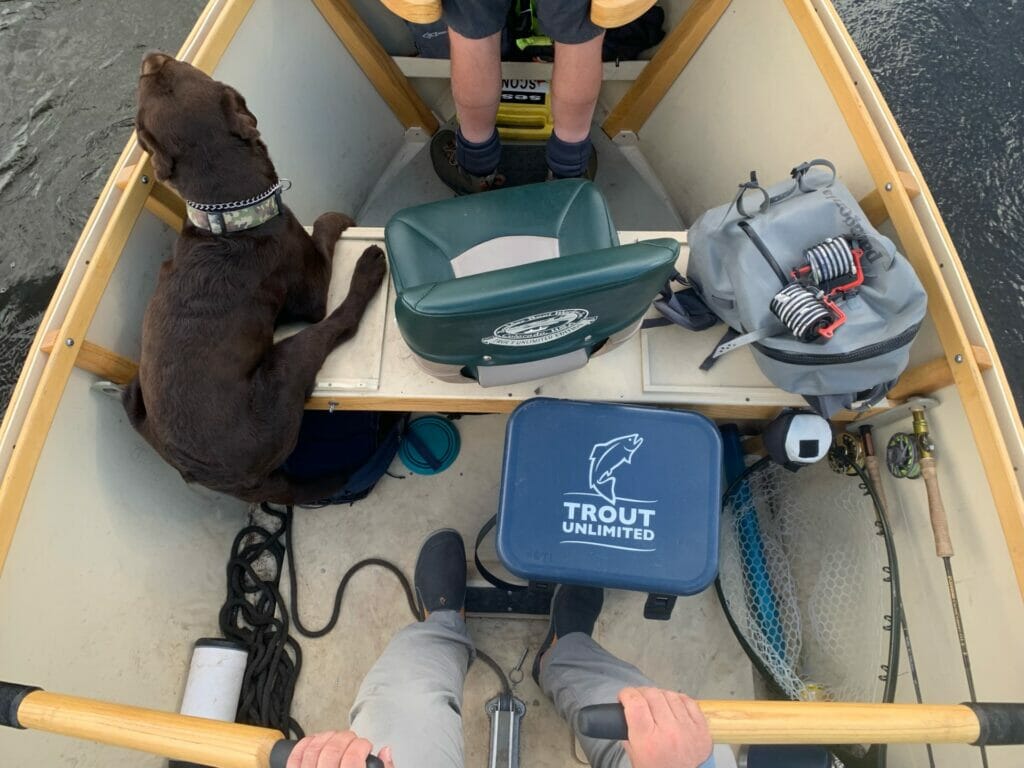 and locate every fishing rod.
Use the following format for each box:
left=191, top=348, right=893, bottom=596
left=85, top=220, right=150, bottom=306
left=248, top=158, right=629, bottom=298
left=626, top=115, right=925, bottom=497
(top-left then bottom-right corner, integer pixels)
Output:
left=910, top=405, right=987, bottom=767
left=858, top=423, right=936, bottom=768
left=885, top=402, right=988, bottom=767
left=0, top=682, right=383, bottom=768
